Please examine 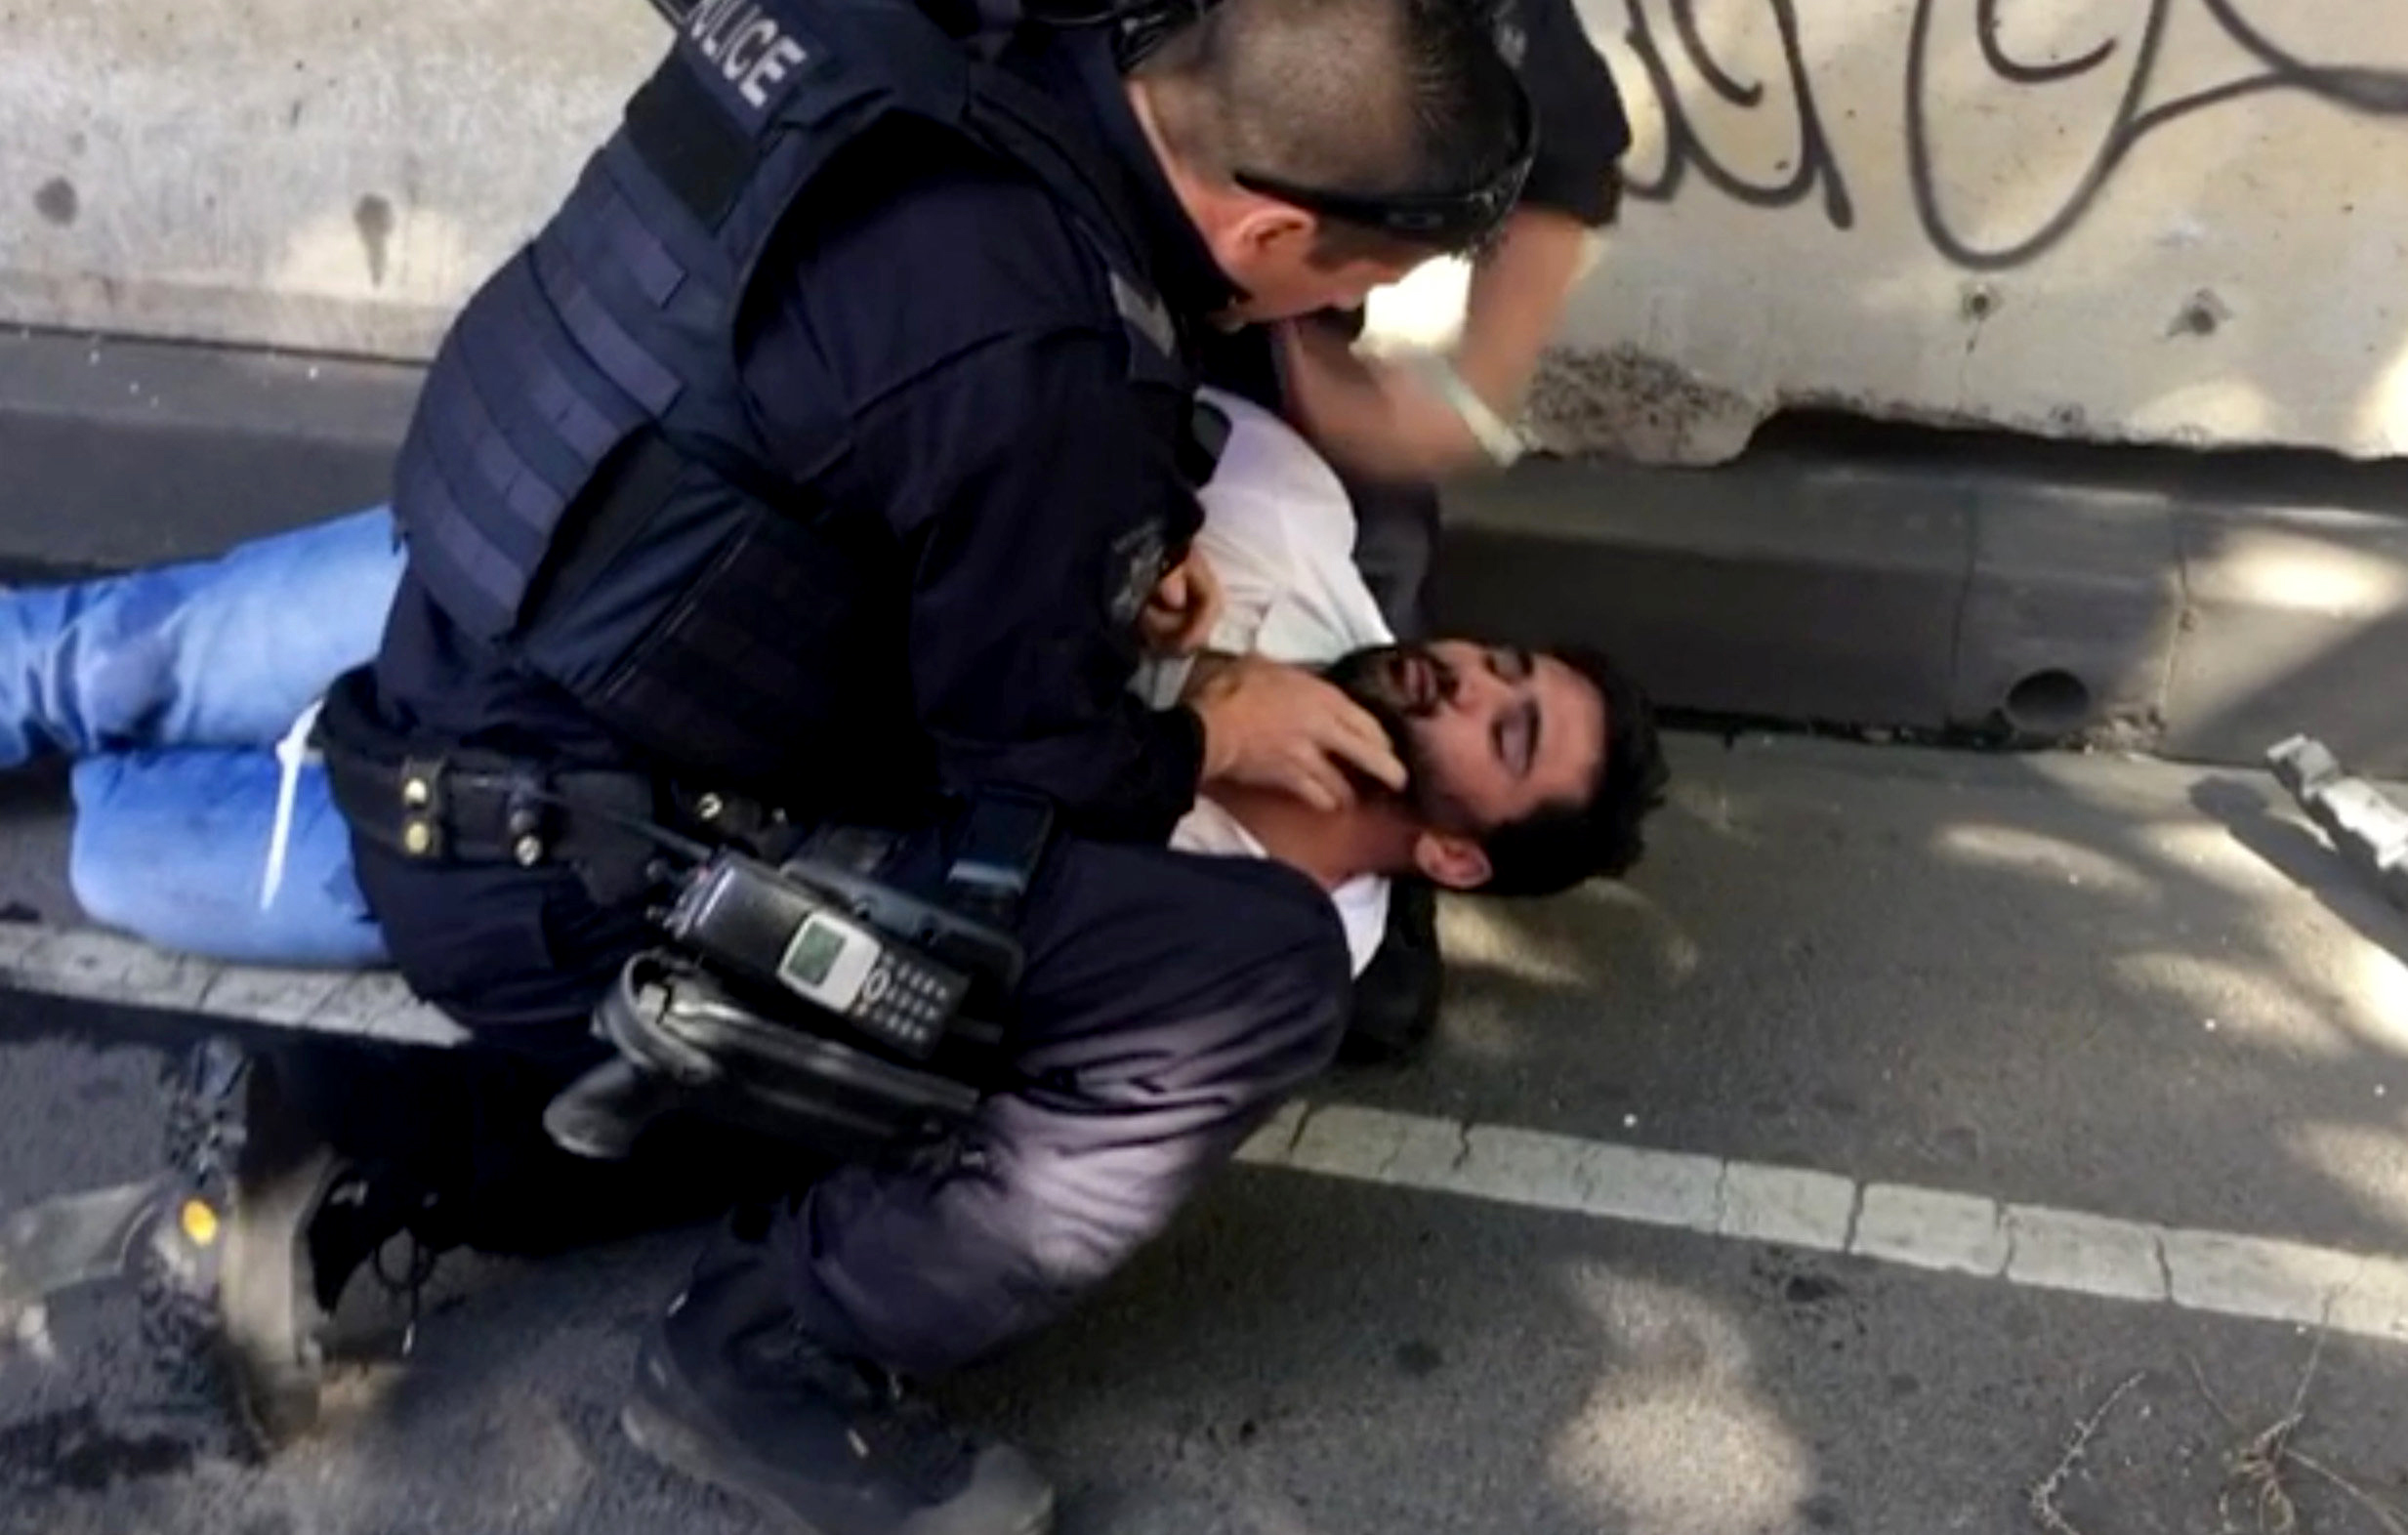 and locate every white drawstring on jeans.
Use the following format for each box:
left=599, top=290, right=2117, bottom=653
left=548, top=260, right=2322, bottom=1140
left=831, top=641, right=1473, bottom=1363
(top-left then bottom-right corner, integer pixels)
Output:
left=260, top=698, right=325, bottom=912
